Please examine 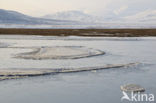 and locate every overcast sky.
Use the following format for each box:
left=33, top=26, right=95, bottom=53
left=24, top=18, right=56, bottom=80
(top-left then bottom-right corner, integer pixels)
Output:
left=0, top=0, right=156, bottom=17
